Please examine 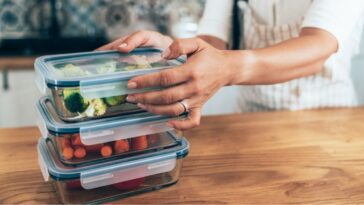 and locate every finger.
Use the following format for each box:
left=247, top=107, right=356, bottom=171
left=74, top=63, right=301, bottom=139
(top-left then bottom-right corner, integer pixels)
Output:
left=95, top=36, right=129, bottom=51
left=117, top=31, right=155, bottom=53
left=137, top=101, right=186, bottom=116
left=168, top=108, right=201, bottom=130
left=162, top=38, right=205, bottom=59
left=127, top=65, right=191, bottom=89
left=127, top=82, right=196, bottom=105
